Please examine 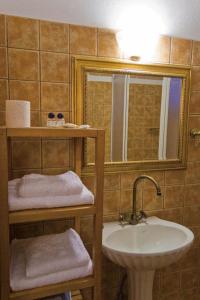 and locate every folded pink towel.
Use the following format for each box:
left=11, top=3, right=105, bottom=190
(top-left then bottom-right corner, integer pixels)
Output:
left=10, top=237, right=93, bottom=291
left=18, top=171, right=83, bottom=198
left=23, top=229, right=91, bottom=278
left=8, top=179, right=94, bottom=211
